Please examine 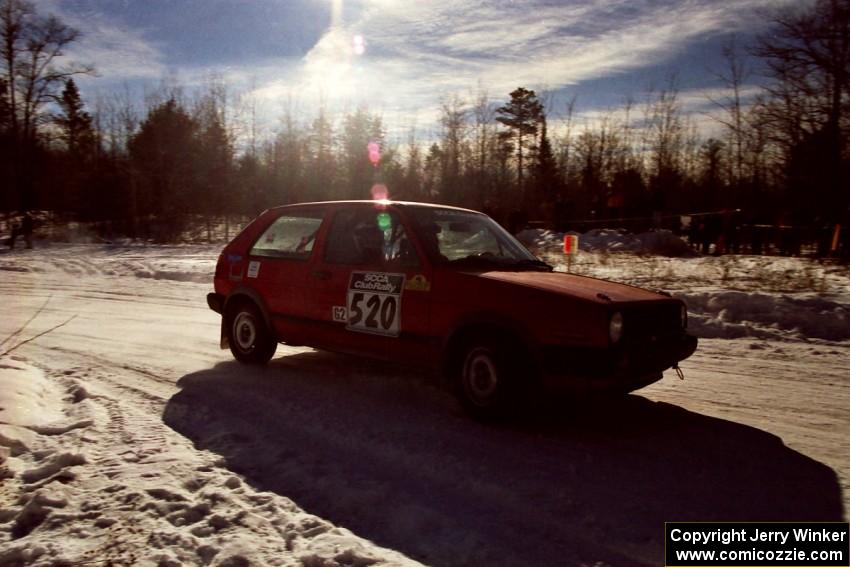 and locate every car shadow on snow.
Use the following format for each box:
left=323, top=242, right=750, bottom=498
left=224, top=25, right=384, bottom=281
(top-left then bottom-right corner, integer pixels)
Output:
left=163, top=352, right=844, bottom=567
